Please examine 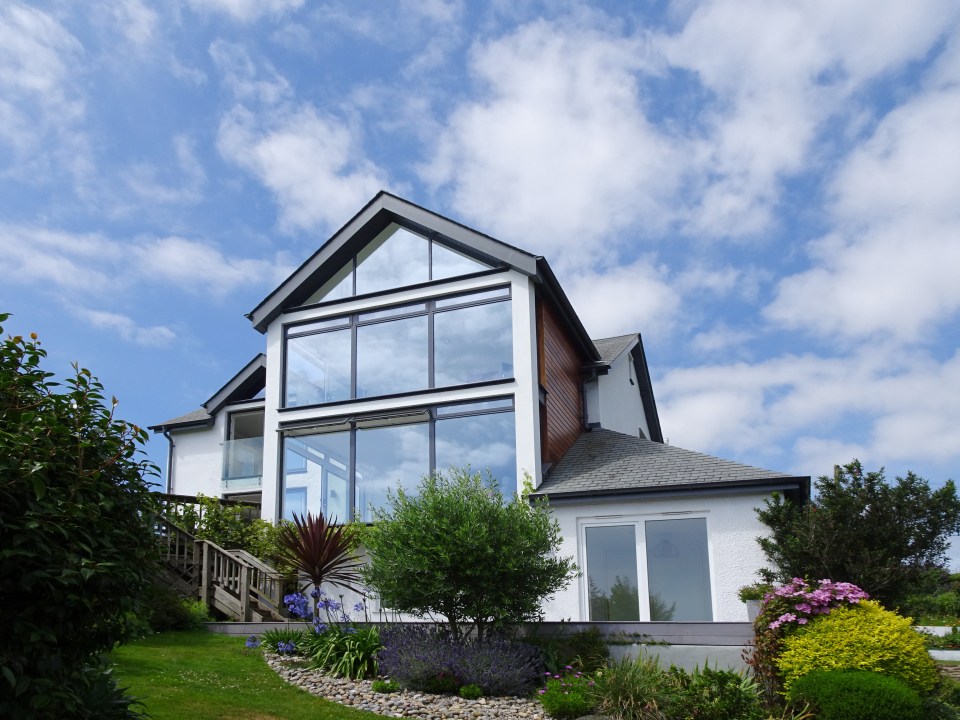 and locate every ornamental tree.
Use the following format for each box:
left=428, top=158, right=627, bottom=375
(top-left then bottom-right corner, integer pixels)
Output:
left=756, top=460, right=960, bottom=608
left=0, top=316, right=159, bottom=718
left=360, top=468, right=578, bottom=640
